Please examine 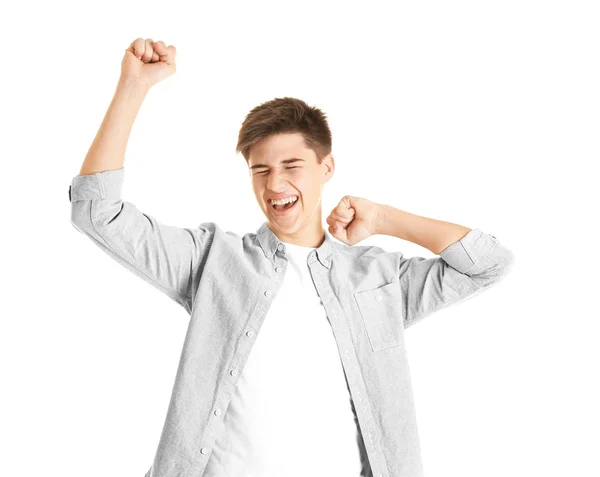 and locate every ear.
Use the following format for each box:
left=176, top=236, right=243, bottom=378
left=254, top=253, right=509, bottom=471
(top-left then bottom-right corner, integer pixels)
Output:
left=323, top=154, right=335, bottom=183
